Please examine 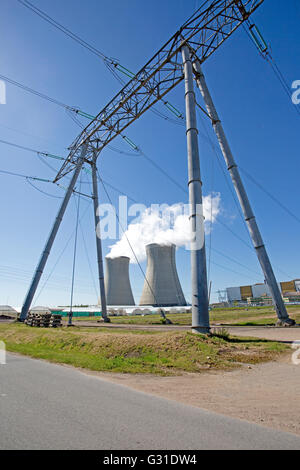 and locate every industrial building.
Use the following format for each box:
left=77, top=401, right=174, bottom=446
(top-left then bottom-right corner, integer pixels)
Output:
left=140, top=243, right=186, bottom=307
left=0, top=305, right=18, bottom=319
left=104, top=256, right=135, bottom=306
left=226, top=279, right=300, bottom=304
